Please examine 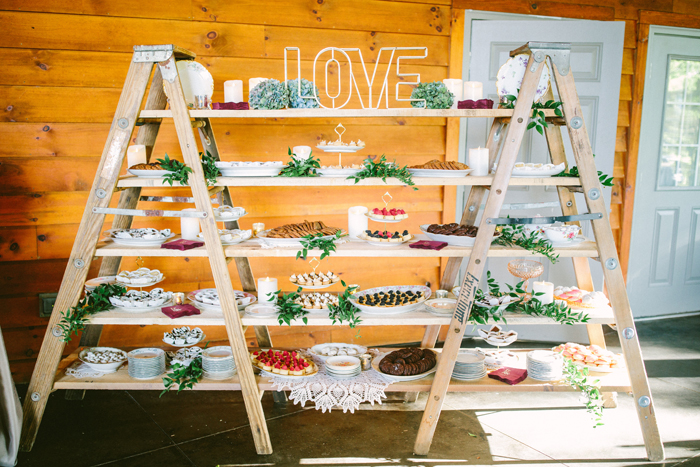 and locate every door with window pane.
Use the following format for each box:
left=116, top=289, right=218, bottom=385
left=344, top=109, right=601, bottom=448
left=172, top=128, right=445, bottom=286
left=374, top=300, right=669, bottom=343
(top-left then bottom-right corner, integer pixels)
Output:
left=628, top=27, right=700, bottom=317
